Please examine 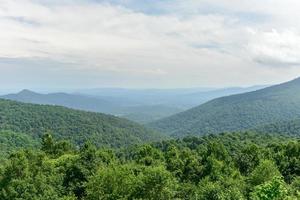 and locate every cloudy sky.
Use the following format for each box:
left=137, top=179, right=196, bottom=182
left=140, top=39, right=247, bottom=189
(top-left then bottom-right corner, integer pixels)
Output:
left=1, top=0, right=300, bottom=90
